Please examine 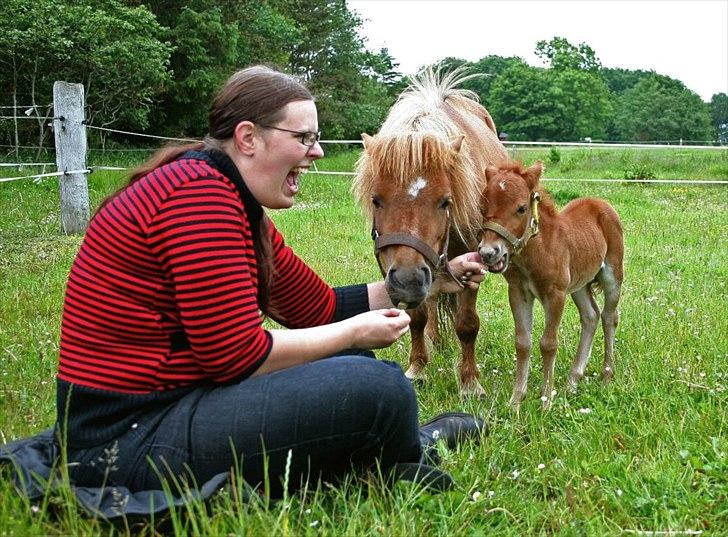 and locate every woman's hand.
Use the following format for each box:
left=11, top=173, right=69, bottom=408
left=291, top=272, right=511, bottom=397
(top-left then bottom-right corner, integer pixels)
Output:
left=344, top=308, right=411, bottom=349
left=433, top=251, right=488, bottom=293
